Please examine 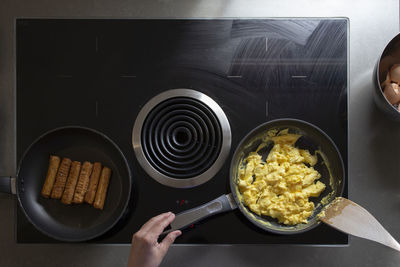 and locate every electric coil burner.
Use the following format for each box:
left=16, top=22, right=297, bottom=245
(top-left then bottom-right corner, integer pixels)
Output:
left=132, top=89, right=231, bottom=188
